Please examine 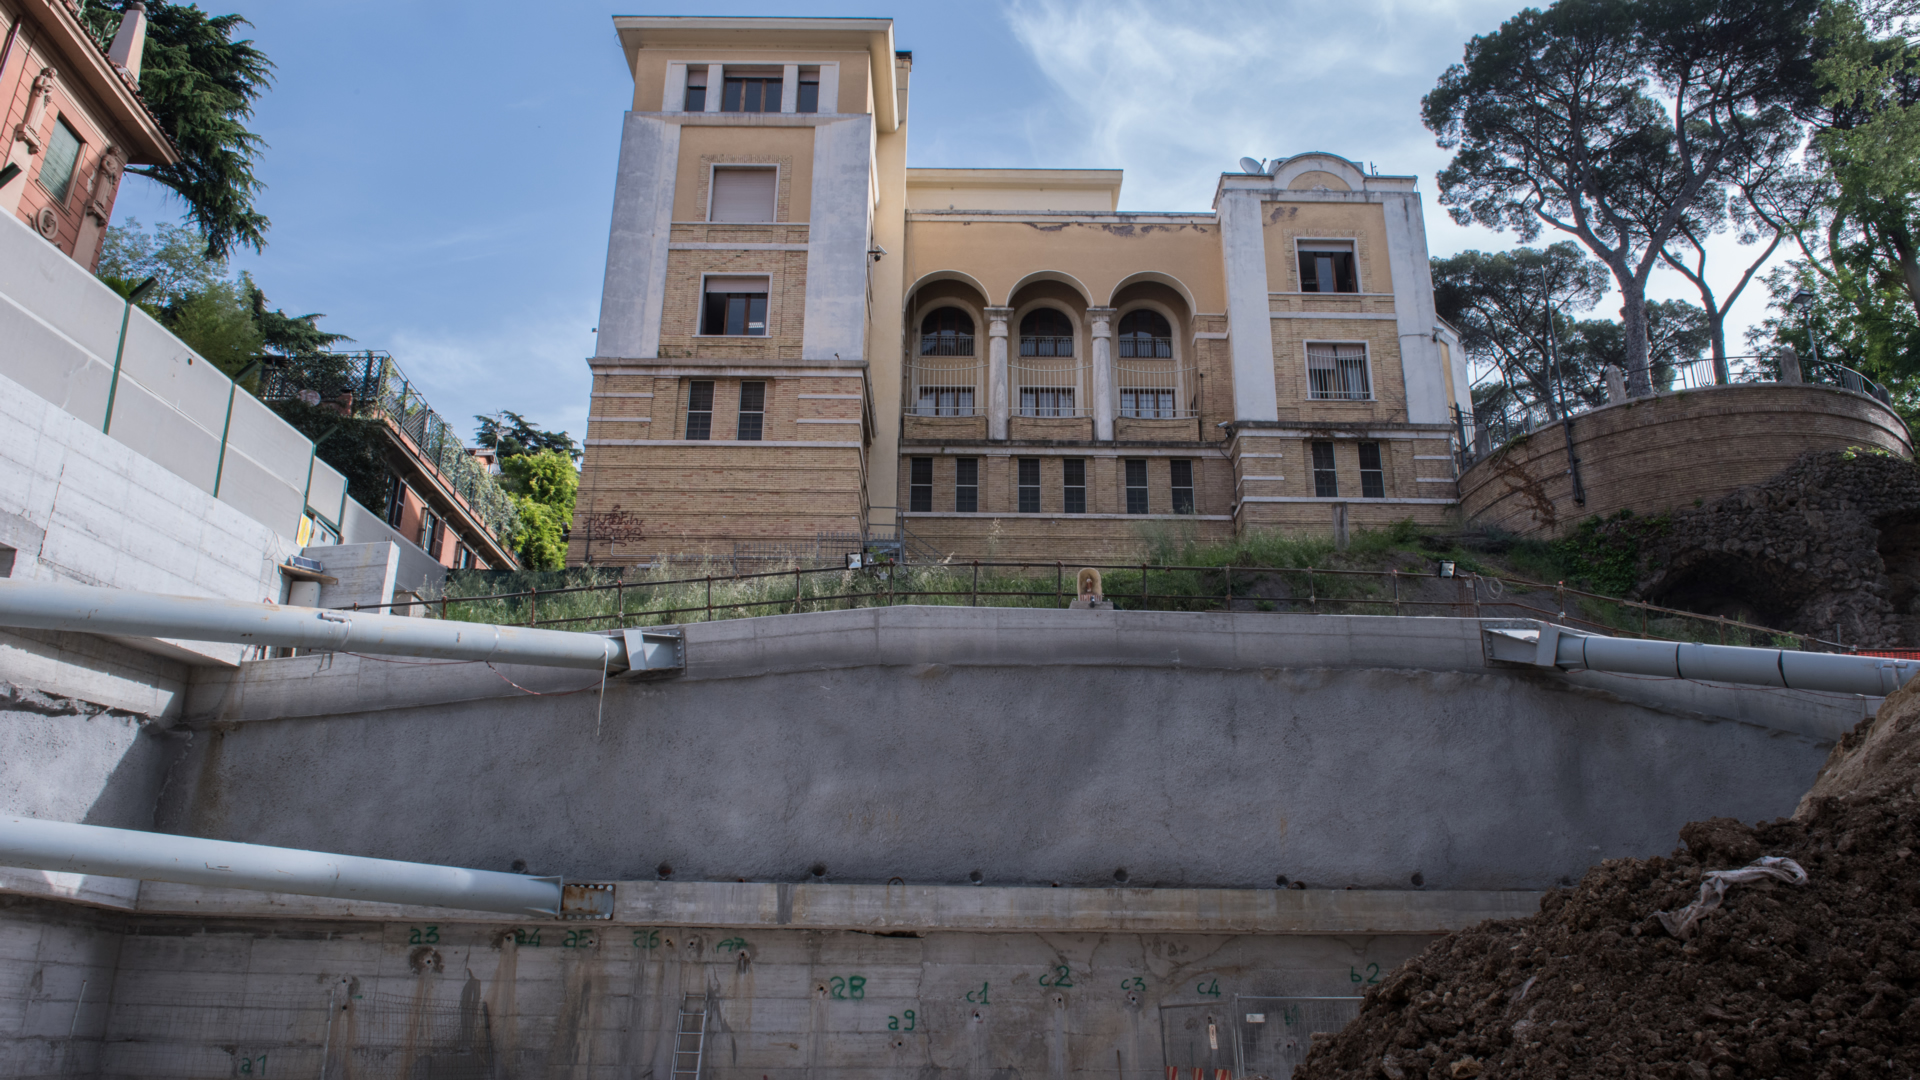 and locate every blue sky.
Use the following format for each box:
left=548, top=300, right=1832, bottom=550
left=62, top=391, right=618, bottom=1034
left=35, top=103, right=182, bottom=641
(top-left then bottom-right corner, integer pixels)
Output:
left=111, top=0, right=1784, bottom=448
